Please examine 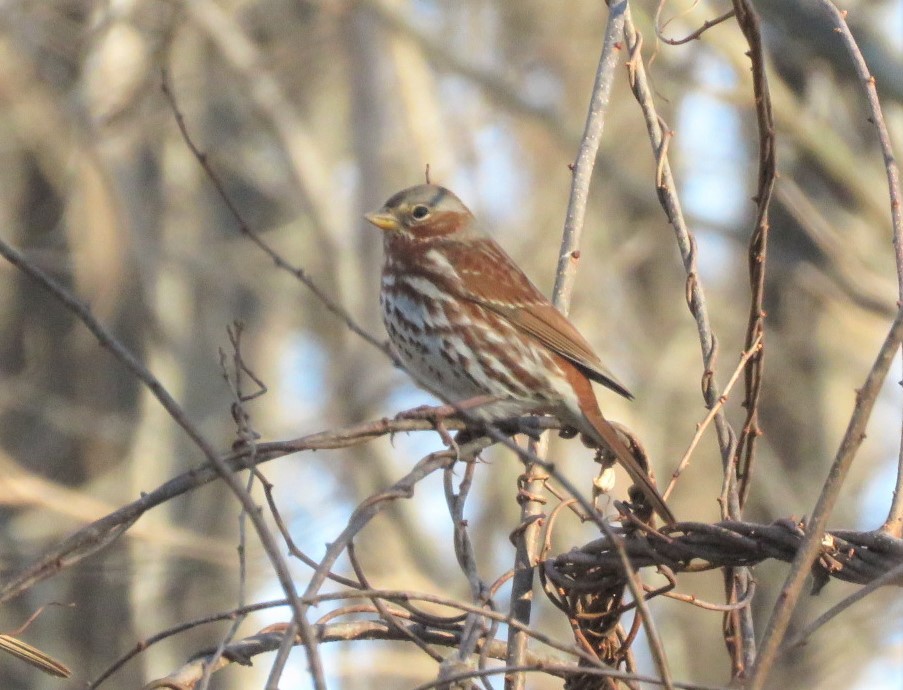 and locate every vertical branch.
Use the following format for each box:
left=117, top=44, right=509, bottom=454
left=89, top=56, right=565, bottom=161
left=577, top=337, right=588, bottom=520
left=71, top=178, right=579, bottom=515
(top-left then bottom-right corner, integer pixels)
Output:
left=748, top=308, right=903, bottom=690
left=443, top=461, right=495, bottom=688
left=199, top=328, right=257, bottom=690
left=810, top=5, right=902, bottom=282
left=731, top=0, right=777, bottom=519
left=749, top=5, right=903, bottom=685
left=553, top=0, right=628, bottom=307
left=726, top=0, right=777, bottom=679
left=622, top=3, right=758, bottom=676
left=621, top=10, right=738, bottom=467
left=808, top=1, right=903, bottom=537
left=505, top=1, right=627, bottom=687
